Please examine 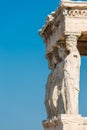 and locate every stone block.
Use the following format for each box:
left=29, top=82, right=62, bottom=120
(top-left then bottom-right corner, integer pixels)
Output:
left=43, top=115, right=87, bottom=130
